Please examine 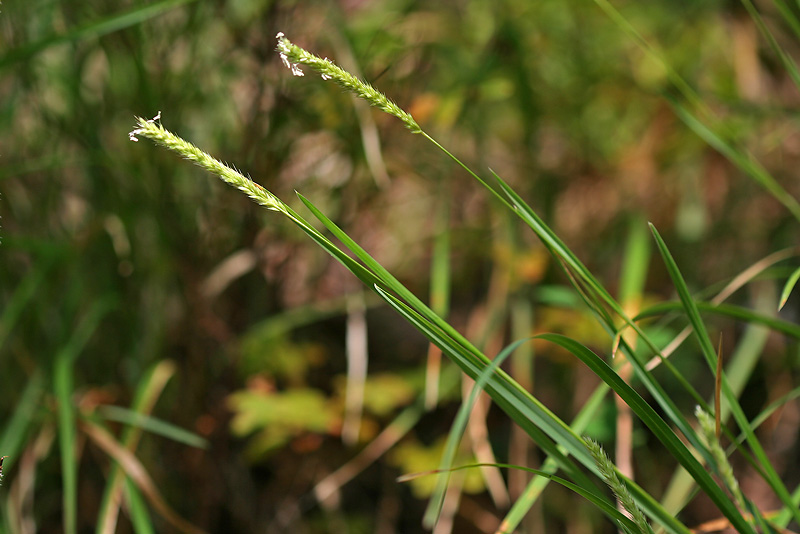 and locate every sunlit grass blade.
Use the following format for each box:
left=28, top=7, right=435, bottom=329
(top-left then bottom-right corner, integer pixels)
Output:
left=536, top=333, right=756, bottom=534
left=778, top=266, right=800, bottom=310
left=649, top=224, right=800, bottom=528
left=424, top=338, right=528, bottom=528
left=0, top=0, right=198, bottom=69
